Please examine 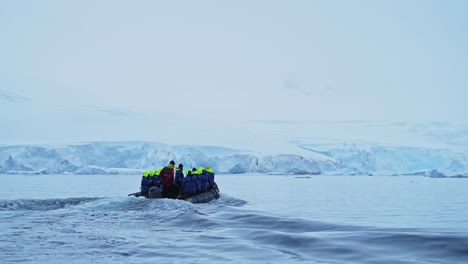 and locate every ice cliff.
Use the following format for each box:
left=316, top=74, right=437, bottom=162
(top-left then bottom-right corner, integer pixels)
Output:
left=0, top=141, right=467, bottom=177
